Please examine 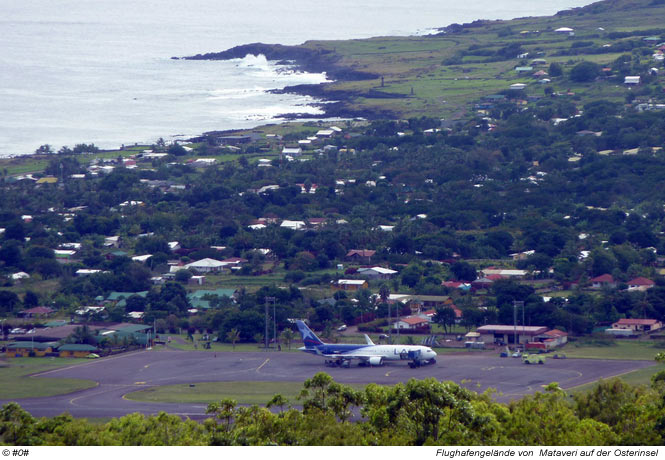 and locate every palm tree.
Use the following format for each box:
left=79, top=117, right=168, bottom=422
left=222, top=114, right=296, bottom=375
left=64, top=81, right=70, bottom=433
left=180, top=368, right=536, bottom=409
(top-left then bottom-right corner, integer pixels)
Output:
left=226, top=328, right=240, bottom=350
left=280, top=327, right=296, bottom=350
